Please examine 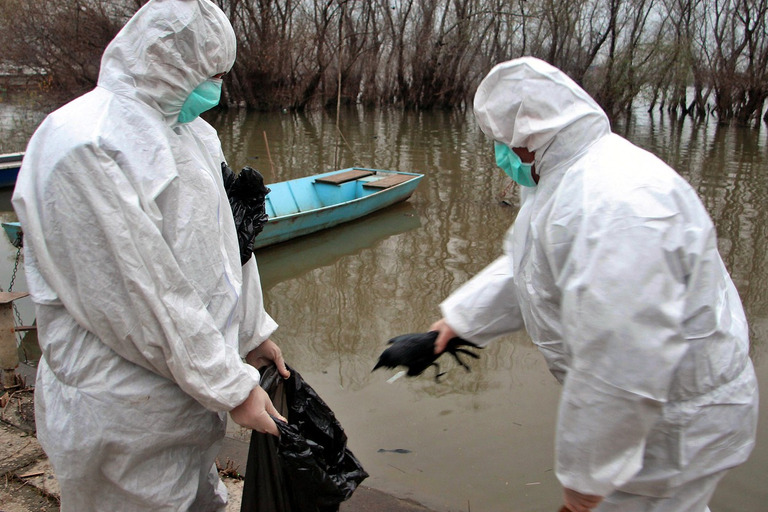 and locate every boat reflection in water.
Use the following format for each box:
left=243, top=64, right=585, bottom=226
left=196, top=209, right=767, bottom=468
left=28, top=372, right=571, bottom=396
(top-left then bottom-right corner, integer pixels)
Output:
left=256, top=201, right=421, bottom=290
